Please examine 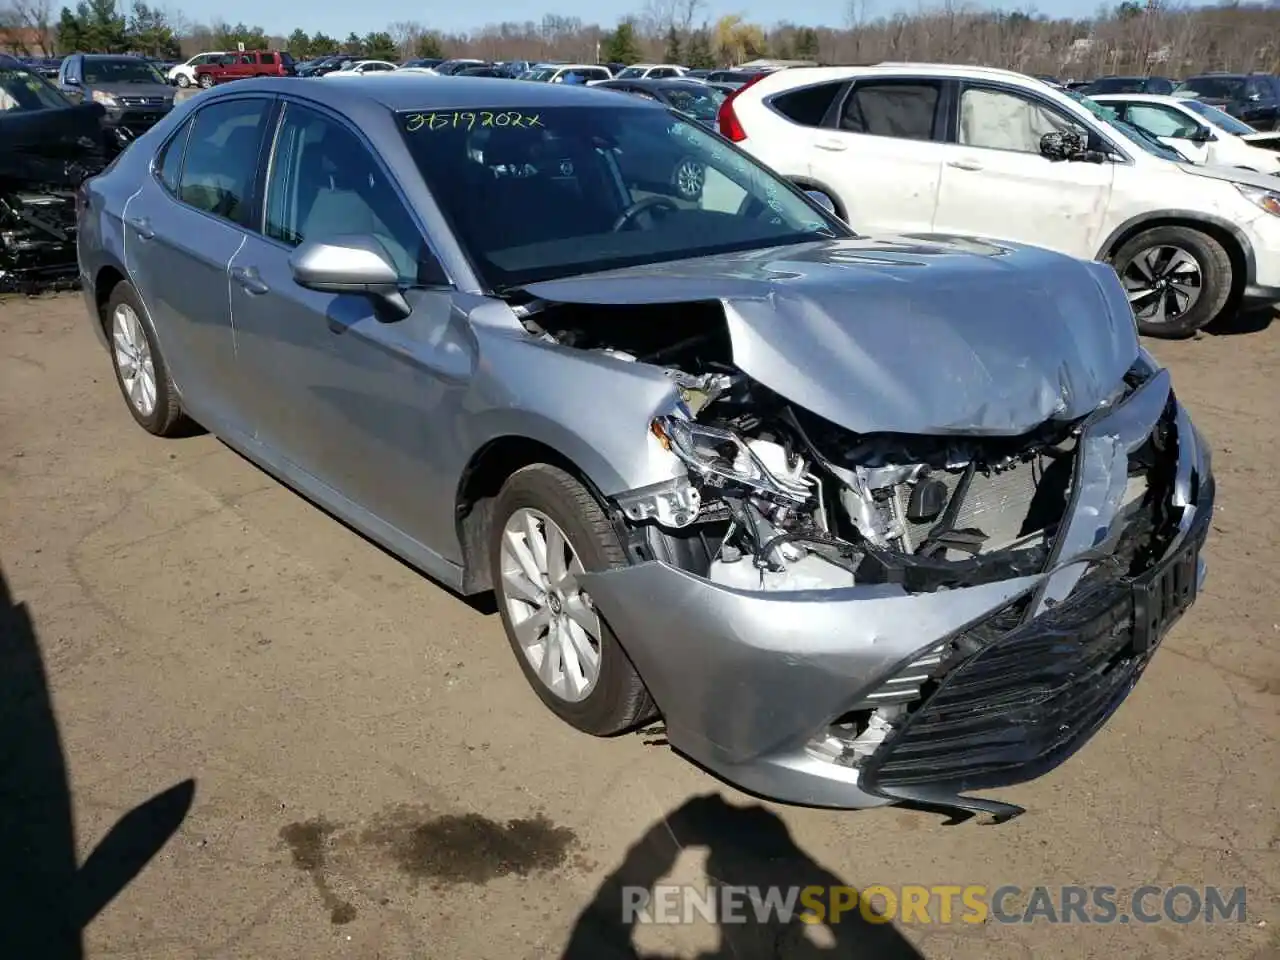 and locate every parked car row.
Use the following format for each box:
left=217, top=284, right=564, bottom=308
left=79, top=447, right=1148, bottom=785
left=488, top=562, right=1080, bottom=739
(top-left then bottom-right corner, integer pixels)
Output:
left=721, top=62, right=1280, bottom=337
left=73, top=72, right=1216, bottom=823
